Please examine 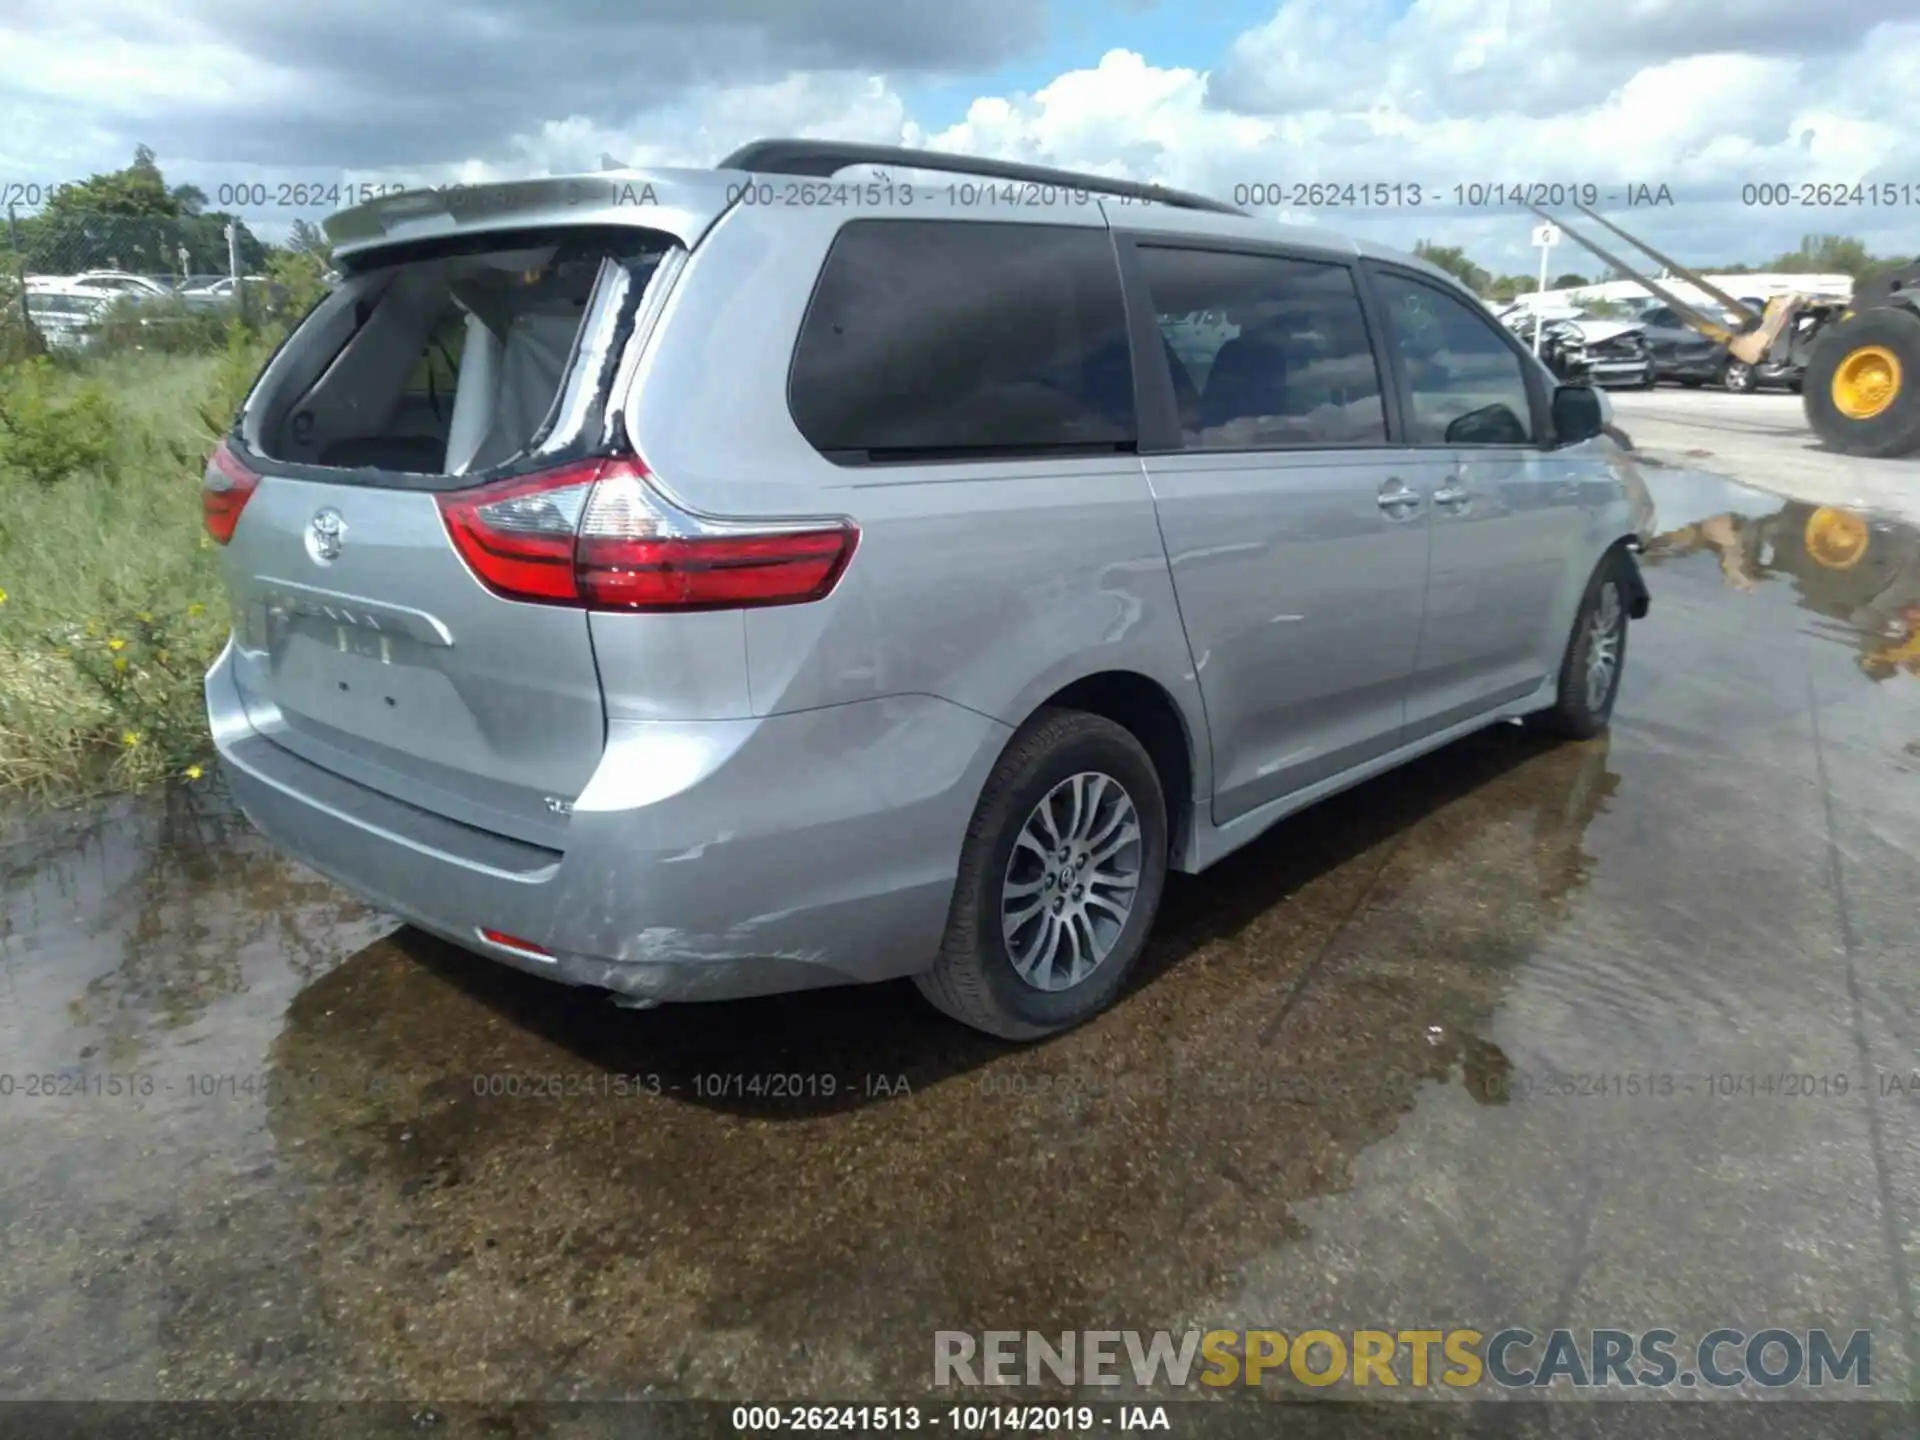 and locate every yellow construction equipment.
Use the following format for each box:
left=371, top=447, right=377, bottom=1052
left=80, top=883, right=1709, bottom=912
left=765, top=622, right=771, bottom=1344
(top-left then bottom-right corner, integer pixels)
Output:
left=1526, top=202, right=1920, bottom=458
